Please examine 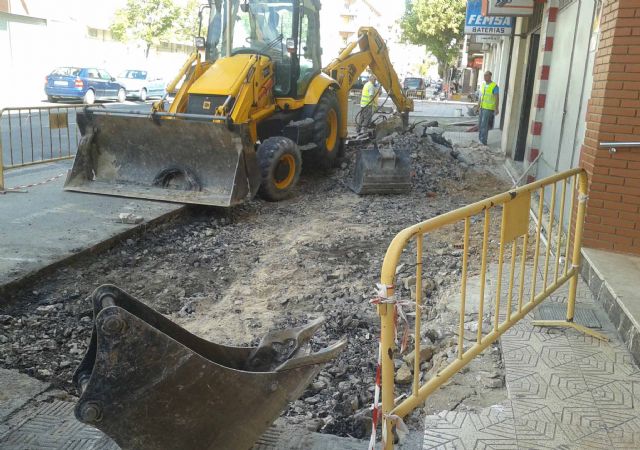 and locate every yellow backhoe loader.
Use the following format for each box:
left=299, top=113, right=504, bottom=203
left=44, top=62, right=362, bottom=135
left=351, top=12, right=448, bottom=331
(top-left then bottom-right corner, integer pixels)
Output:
left=64, top=0, right=414, bottom=207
